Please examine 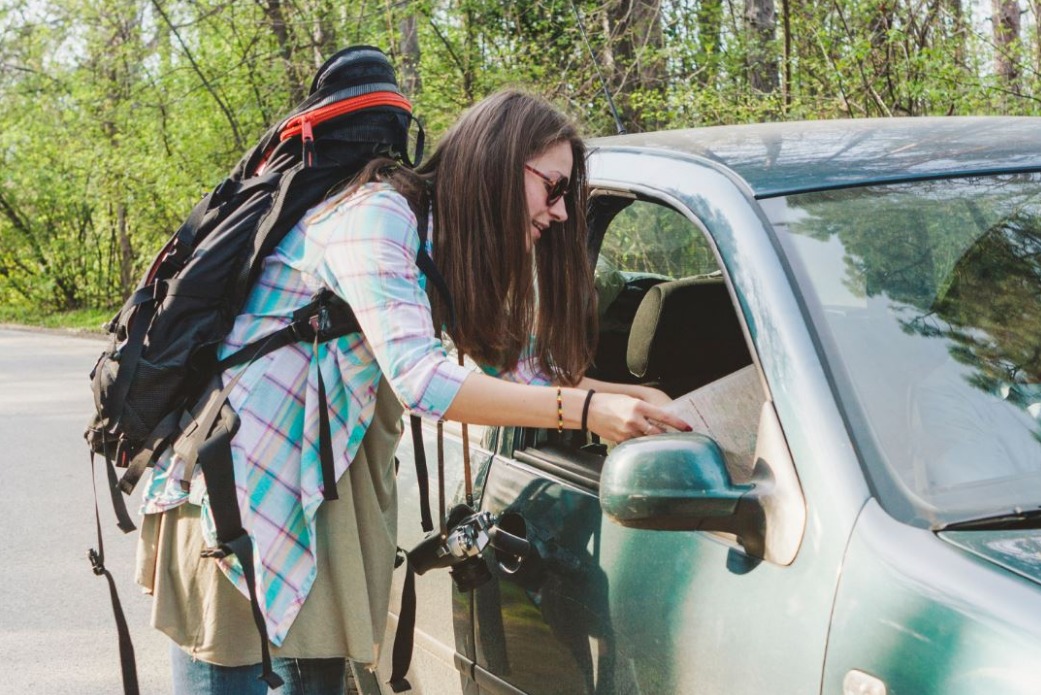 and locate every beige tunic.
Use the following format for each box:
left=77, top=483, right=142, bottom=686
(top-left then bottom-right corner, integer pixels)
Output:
left=135, top=377, right=404, bottom=667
